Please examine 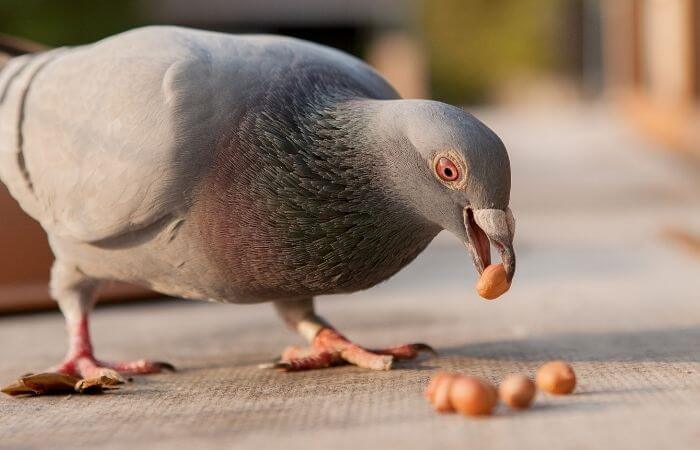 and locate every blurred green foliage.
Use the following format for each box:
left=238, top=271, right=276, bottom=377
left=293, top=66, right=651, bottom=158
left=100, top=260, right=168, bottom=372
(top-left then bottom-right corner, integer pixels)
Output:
left=0, top=0, right=142, bottom=46
left=0, top=0, right=572, bottom=105
left=423, top=0, right=563, bottom=103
